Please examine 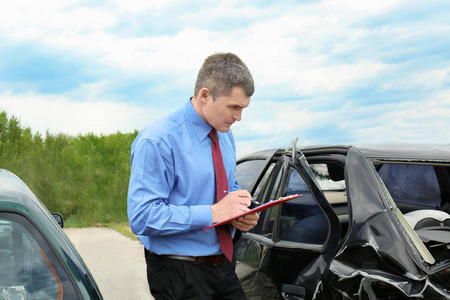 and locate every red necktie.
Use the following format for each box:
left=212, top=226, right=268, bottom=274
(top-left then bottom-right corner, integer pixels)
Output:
left=209, top=129, right=233, bottom=262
